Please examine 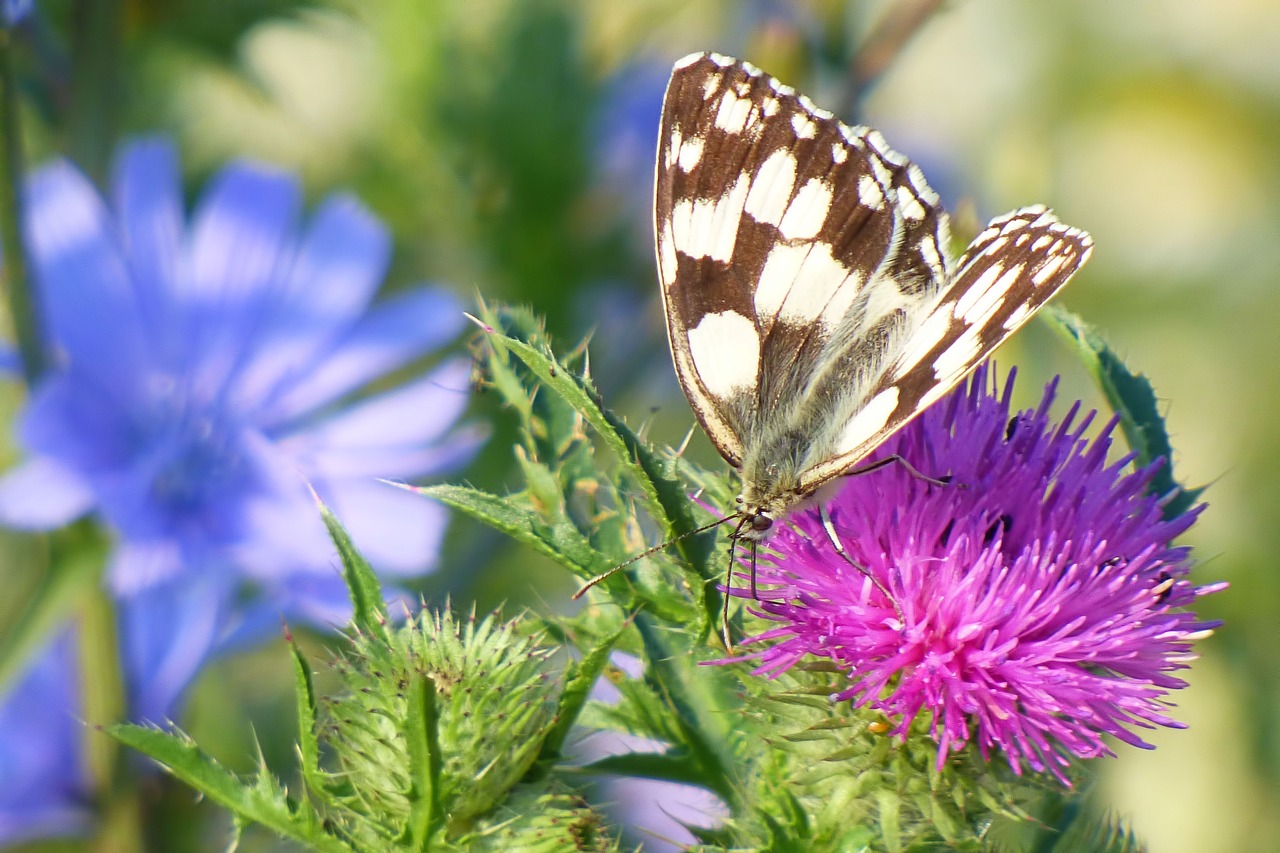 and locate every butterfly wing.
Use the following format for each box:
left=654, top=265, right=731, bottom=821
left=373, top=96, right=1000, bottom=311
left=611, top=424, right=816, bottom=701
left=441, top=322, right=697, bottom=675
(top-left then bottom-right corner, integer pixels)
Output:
left=655, top=53, right=941, bottom=470
left=797, top=205, right=1092, bottom=491
left=655, top=53, right=1091, bottom=501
